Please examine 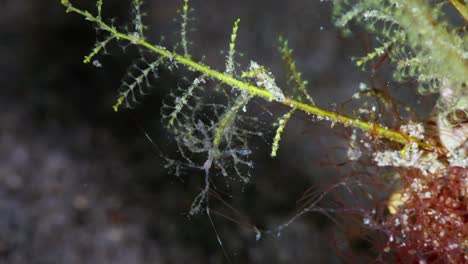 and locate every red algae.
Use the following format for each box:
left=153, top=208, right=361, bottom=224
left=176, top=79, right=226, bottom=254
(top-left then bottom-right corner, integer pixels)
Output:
left=382, top=167, right=467, bottom=263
